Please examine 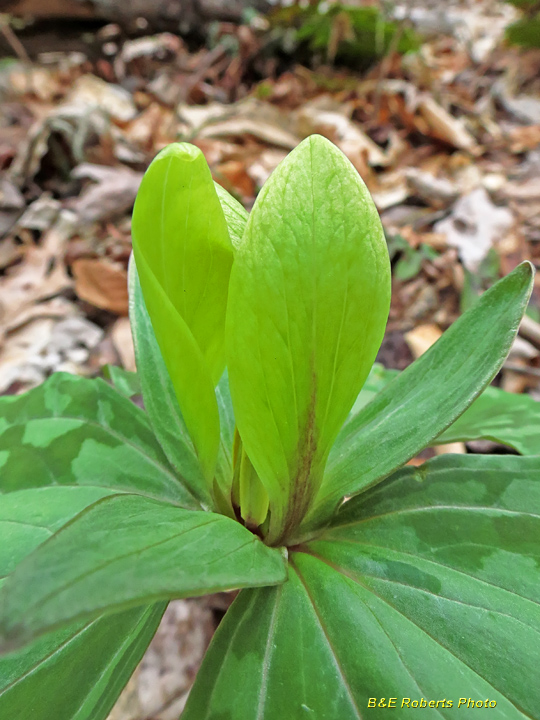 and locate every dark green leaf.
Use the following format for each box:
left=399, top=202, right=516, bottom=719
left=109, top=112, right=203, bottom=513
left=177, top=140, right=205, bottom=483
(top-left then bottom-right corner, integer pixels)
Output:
left=308, top=263, right=534, bottom=528
left=0, top=485, right=164, bottom=720
left=436, top=386, right=540, bottom=455
left=350, top=365, right=540, bottom=456
left=0, top=486, right=113, bottom=577
left=102, top=365, right=141, bottom=398
left=185, top=454, right=540, bottom=719
left=348, top=363, right=397, bottom=417
left=183, top=578, right=366, bottom=720
left=0, top=605, right=164, bottom=720
left=0, top=494, right=287, bottom=646
left=0, top=373, right=197, bottom=508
